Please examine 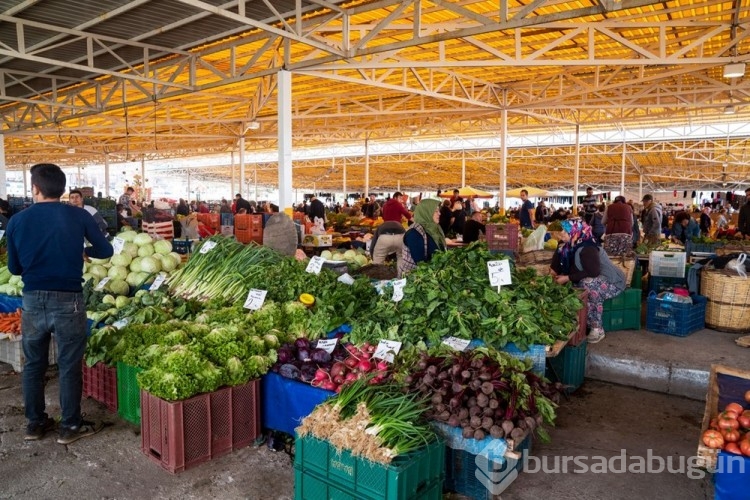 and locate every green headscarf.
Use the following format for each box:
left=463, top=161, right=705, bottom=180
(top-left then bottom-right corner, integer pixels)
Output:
left=413, top=199, right=446, bottom=251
